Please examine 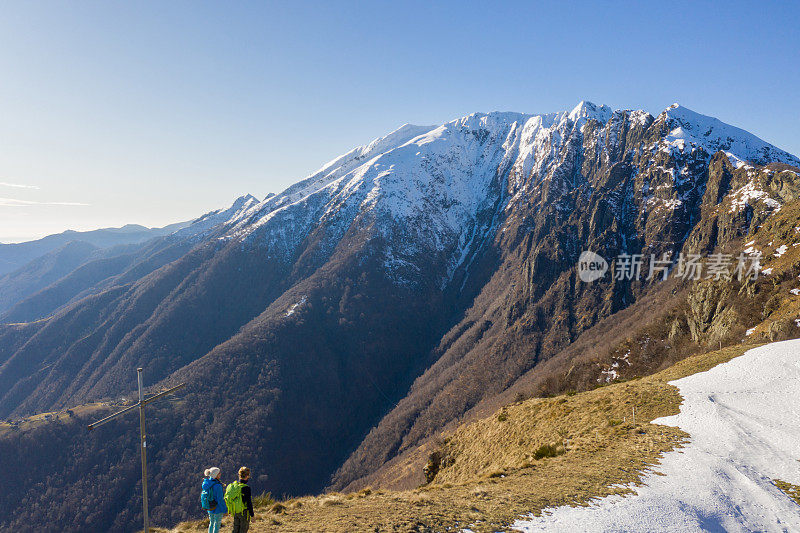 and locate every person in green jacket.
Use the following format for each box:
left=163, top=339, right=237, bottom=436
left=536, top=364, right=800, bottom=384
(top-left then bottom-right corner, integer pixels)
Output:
left=225, top=466, right=255, bottom=533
